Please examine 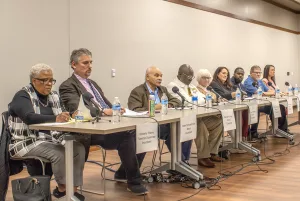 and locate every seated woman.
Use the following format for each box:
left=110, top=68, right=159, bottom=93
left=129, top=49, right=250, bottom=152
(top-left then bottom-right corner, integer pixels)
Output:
left=210, top=67, right=249, bottom=152
left=8, top=63, right=85, bottom=200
